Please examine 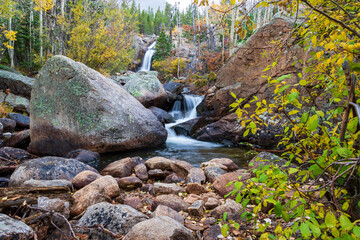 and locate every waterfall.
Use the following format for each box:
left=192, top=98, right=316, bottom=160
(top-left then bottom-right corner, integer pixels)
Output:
left=140, top=41, right=156, bottom=71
